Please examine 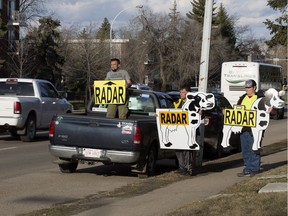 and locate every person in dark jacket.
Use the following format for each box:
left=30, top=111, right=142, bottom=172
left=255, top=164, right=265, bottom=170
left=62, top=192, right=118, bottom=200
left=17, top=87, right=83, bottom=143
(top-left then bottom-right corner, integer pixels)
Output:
left=237, top=79, right=266, bottom=177
left=174, top=85, right=196, bottom=176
